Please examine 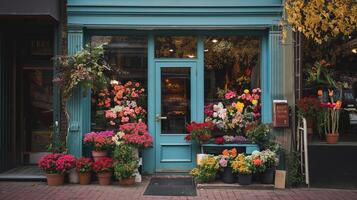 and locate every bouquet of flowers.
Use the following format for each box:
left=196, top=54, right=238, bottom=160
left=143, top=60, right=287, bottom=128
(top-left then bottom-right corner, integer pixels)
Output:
left=38, top=153, right=76, bottom=174
left=95, top=80, right=147, bottom=127
left=93, top=157, right=113, bottom=174
left=83, top=130, right=115, bottom=151
left=218, top=148, right=237, bottom=168
left=190, top=155, right=219, bottom=183
left=112, top=122, right=153, bottom=148
left=76, top=157, right=93, bottom=173
left=184, top=121, right=214, bottom=144
left=231, top=154, right=253, bottom=175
